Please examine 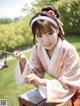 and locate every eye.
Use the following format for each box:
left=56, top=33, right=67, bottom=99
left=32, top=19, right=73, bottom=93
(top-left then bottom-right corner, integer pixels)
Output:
left=47, top=32, right=54, bottom=35
left=36, top=34, right=42, bottom=38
